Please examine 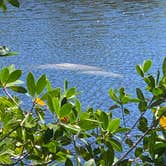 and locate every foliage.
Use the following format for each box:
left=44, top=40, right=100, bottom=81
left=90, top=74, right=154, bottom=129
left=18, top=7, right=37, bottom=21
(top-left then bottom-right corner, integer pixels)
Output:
left=0, top=0, right=19, bottom=11
left=1, top=50, right=166, bottom=165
